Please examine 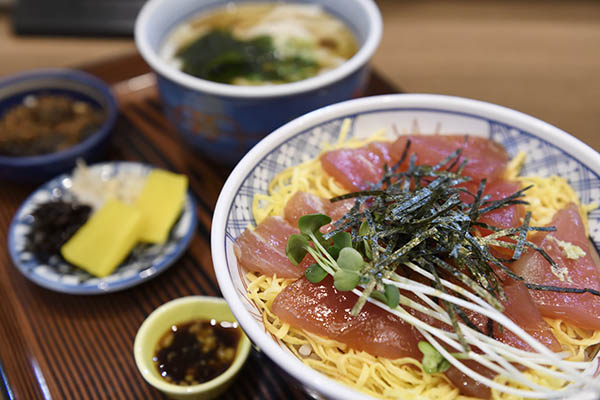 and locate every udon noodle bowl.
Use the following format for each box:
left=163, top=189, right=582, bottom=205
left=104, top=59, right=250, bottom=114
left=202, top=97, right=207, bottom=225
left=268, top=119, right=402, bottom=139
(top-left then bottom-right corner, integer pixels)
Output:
left=160, top=3, right=358, bottom=85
